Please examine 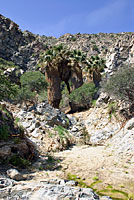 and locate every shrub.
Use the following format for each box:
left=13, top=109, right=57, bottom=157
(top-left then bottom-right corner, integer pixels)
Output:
left=0, top=75, right=18, bottom=101
left=0, top=57, right=17, bottom=70
left=16, top=87, right=36, bottom=104
left=69, top=82, right=98, bottom=112
left=0, top=125, right=9, bottom=140
left=0, top=57, right=19, bottom=101
left=16, top=71, right=48, bottom=103
left=103, top=66, right=134, bottom=103
left=71, top=36, right=76, bottom=41
left=70, top=82, right=97, bottom=103
left=54, top=125, right=68, bottom=141
left=92, top=45, right=99, bottom=52
left=9, top=155, right=31, bottom=168
left=103, top=66, right=134, bottom=118
left=20, top=71, right=48, bottom=92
